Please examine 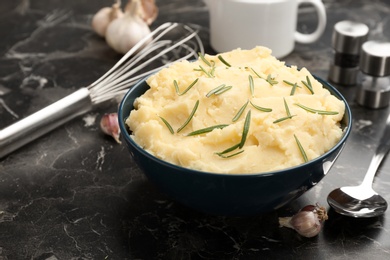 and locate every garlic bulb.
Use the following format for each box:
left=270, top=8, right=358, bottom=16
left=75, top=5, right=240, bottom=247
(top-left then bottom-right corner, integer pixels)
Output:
left=279, top=204, right=328, bottom=238
left=92, top=0, right=124, bottom=37
left=100, top=113, right=121, bottom=144
left=105, top=0, right=151, bottom=54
